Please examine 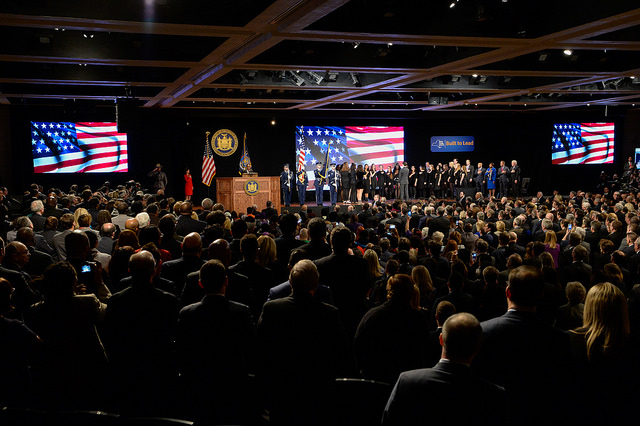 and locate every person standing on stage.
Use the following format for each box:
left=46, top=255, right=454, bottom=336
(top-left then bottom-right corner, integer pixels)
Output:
left=510, top=160, right=521, bottom=198
left=296, top=164, right=308, bottom=206
left=398, top=162, right=410, bottom=201
left=356, top=165, right=365, bottom=203
left=148, top=163, right=168, bottom=194
left=340, top=163, right=350, bottom=204
left=464, top=159, right=475, bottom=191
left=184, top=168, right=193, bottom=201
left=280, top=164, right=293, bottom=207
left=476, top=162, right=486, bottom=196
left=349, top=163, right=358, bottom=204
left=375, top=165, right=385, bottom=199
left=425, top=163, right=434, bottom=198
left=497, top=160, right=510, bottom=198
left=384, top=165, right=394, bottom=200
left=417, top=165, right=426, bottom=199
left=327, top=163, right=341, bottom=206
left=486, top=163, right=497, bottom=198
left=363, top=164, right=371, bottom=202
left=314, top=162, right=326, bottom=206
